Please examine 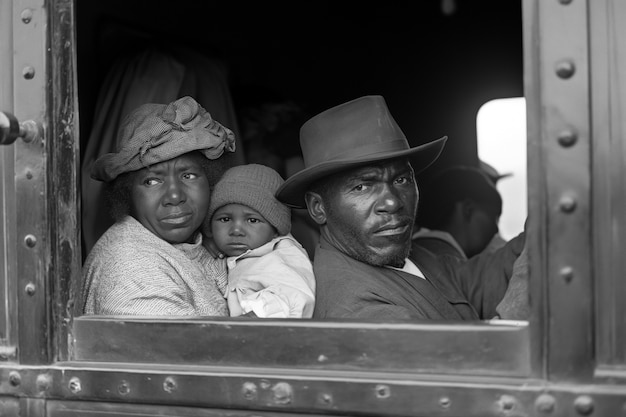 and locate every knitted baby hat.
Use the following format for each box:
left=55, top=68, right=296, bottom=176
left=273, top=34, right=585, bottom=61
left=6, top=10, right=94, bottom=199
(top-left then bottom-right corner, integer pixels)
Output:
left=208, top=164, right=291, bottom=236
